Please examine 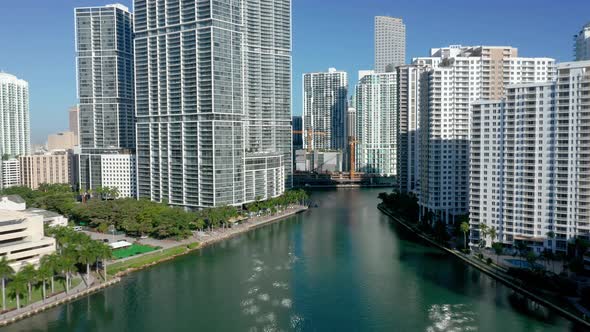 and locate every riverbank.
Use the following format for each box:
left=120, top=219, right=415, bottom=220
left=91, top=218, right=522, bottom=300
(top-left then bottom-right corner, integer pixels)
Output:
left=378, top=203, right=590, bottom=329
left=0, top=205, right=308, bottom=328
